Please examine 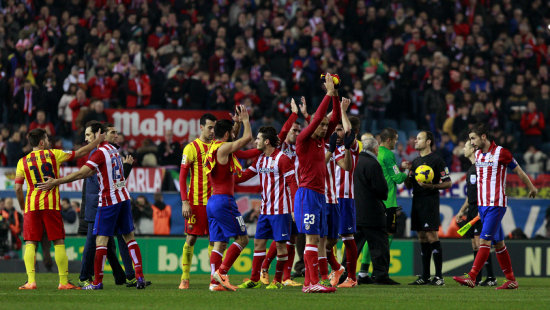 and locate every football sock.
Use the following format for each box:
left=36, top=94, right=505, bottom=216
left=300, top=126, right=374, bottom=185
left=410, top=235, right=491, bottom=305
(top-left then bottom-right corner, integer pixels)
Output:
left=420, top=242, right=432, bottom=279
left=219, top=242, right=243, bottom=275
left=319, top=257, right=329, bottom=280
left=388, top=235, right=394, bottom=247
left=468, top=244, right=490, bottom=279
left=486, top=251, right=495, bottom=278
left=127, top=240, right=144, bottom=278
left=495, top=246, right=515, bottom=281
left=304, top=254, right=310, bottom=286
left=274, top=255, right=288, bottom=283
left=181, top=243, right=194, bottom=281
left=326, top=249, right=341, bottom=271
left=93, top=246, right=108, bottom=285
left=283, top=242, right=295, bottom=281
left=474, top=250, right=482, bottom=283
left=343, top=237, right=358, bottom=281
left=54, top=244, right=69, bottom=285
left=251, top=250, right=266, bottom=282
left=208, top=244, right=213, bottom=257
left=261, top=242, right=277, bottom=271
left=431, top=241, right=443, bottom=278
left=304, top=244, right=319, bottom=284
left=210, top=250, right=223, bottom=284
left=24, top=243, right=36, bottom=283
